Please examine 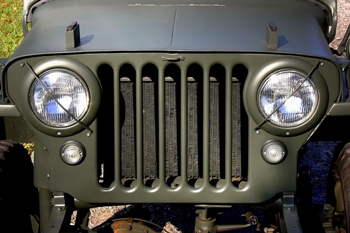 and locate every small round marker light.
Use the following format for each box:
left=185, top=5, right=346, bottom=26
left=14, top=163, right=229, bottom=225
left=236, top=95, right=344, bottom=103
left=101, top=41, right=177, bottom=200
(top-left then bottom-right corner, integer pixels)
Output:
left=261, top=140, right=287, bottom=164
left=60, top=141, right=85, bottom=165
